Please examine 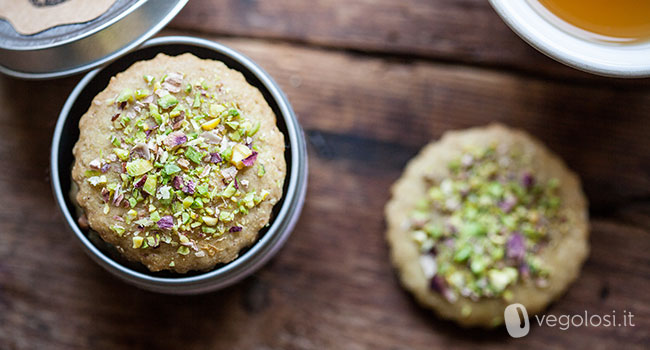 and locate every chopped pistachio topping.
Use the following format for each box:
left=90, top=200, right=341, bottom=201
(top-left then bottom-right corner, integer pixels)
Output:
left=157, top=94, right=178, bottom=109
left=116, top=88, right=134, bottom=103
left=126, top=159, right=153, bottom=176
left=86, top=71, right=272, bottom=259
left=409, top=145, right=561, bottom=302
